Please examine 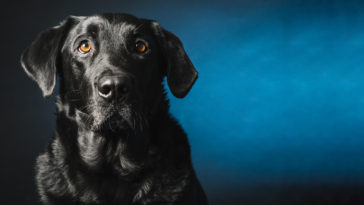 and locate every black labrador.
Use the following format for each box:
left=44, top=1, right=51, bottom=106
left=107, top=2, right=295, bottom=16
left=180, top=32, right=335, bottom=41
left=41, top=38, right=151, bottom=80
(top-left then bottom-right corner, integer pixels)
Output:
left=21, top=13, right=208, bottom=205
